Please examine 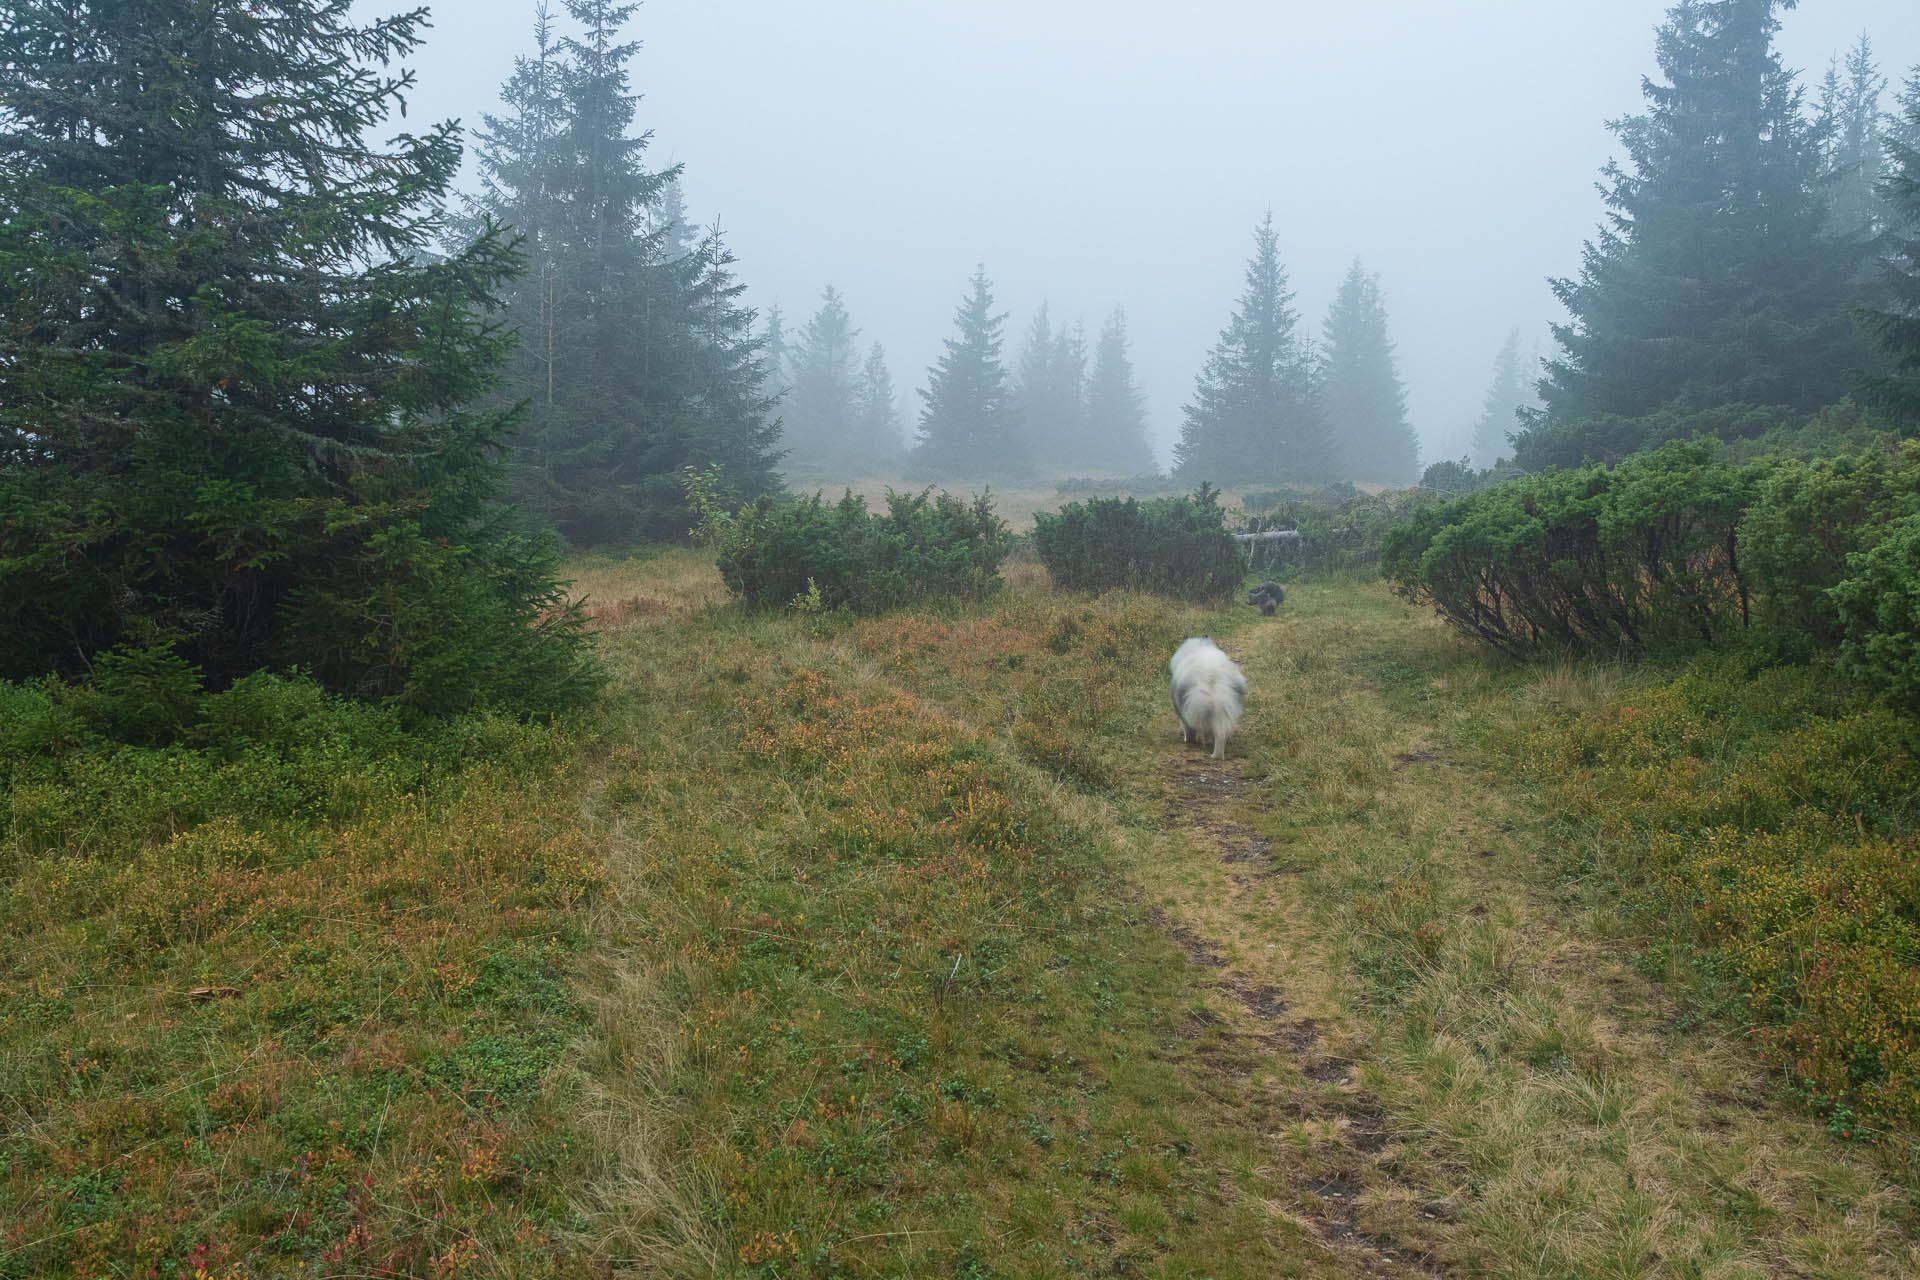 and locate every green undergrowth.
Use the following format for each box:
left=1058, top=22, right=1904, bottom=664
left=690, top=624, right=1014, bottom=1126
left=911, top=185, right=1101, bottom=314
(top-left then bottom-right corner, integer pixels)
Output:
left=1525, top=654, right=1920, bottom=1144
left=0, top=673, right=603, bottom=1278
